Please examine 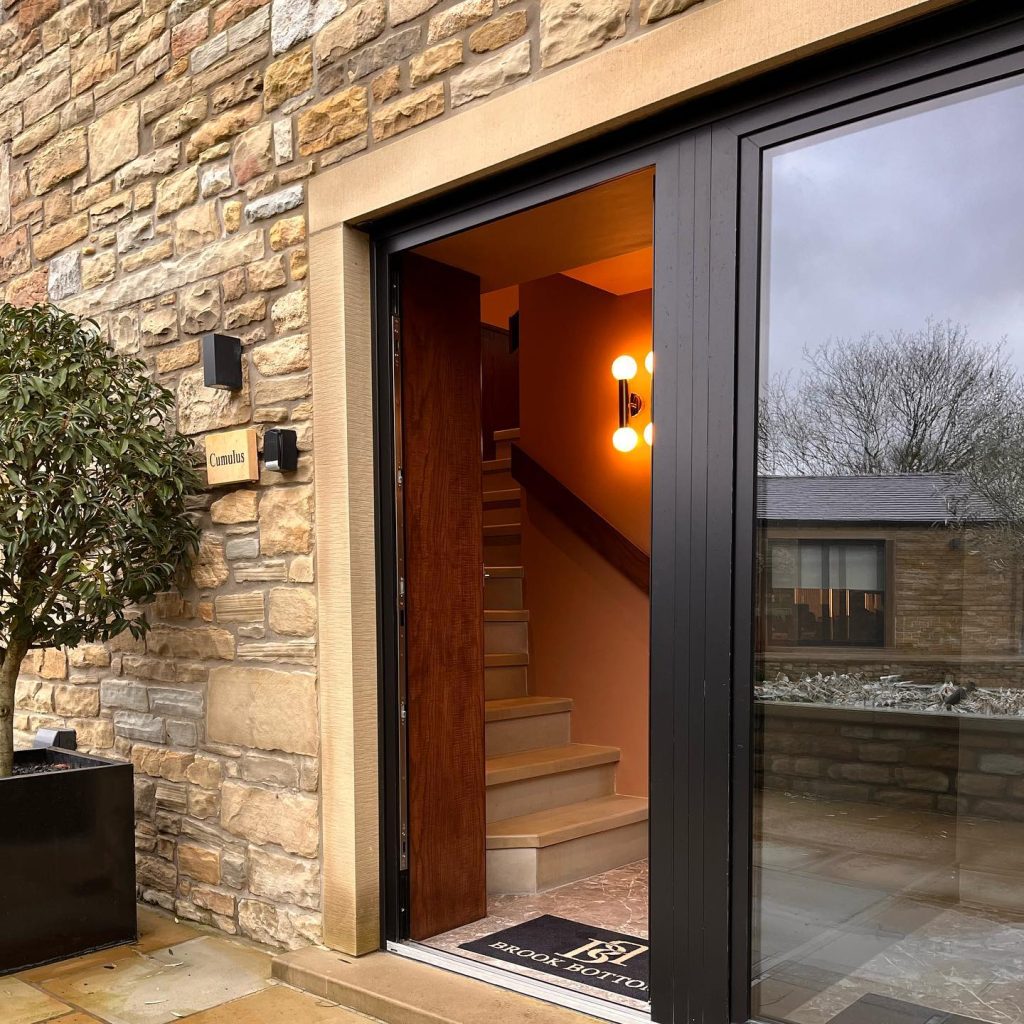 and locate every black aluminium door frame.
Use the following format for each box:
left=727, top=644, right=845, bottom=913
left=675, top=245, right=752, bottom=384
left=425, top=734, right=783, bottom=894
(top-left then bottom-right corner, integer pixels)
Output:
left=364, top=7, right=1024, bottom=1024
